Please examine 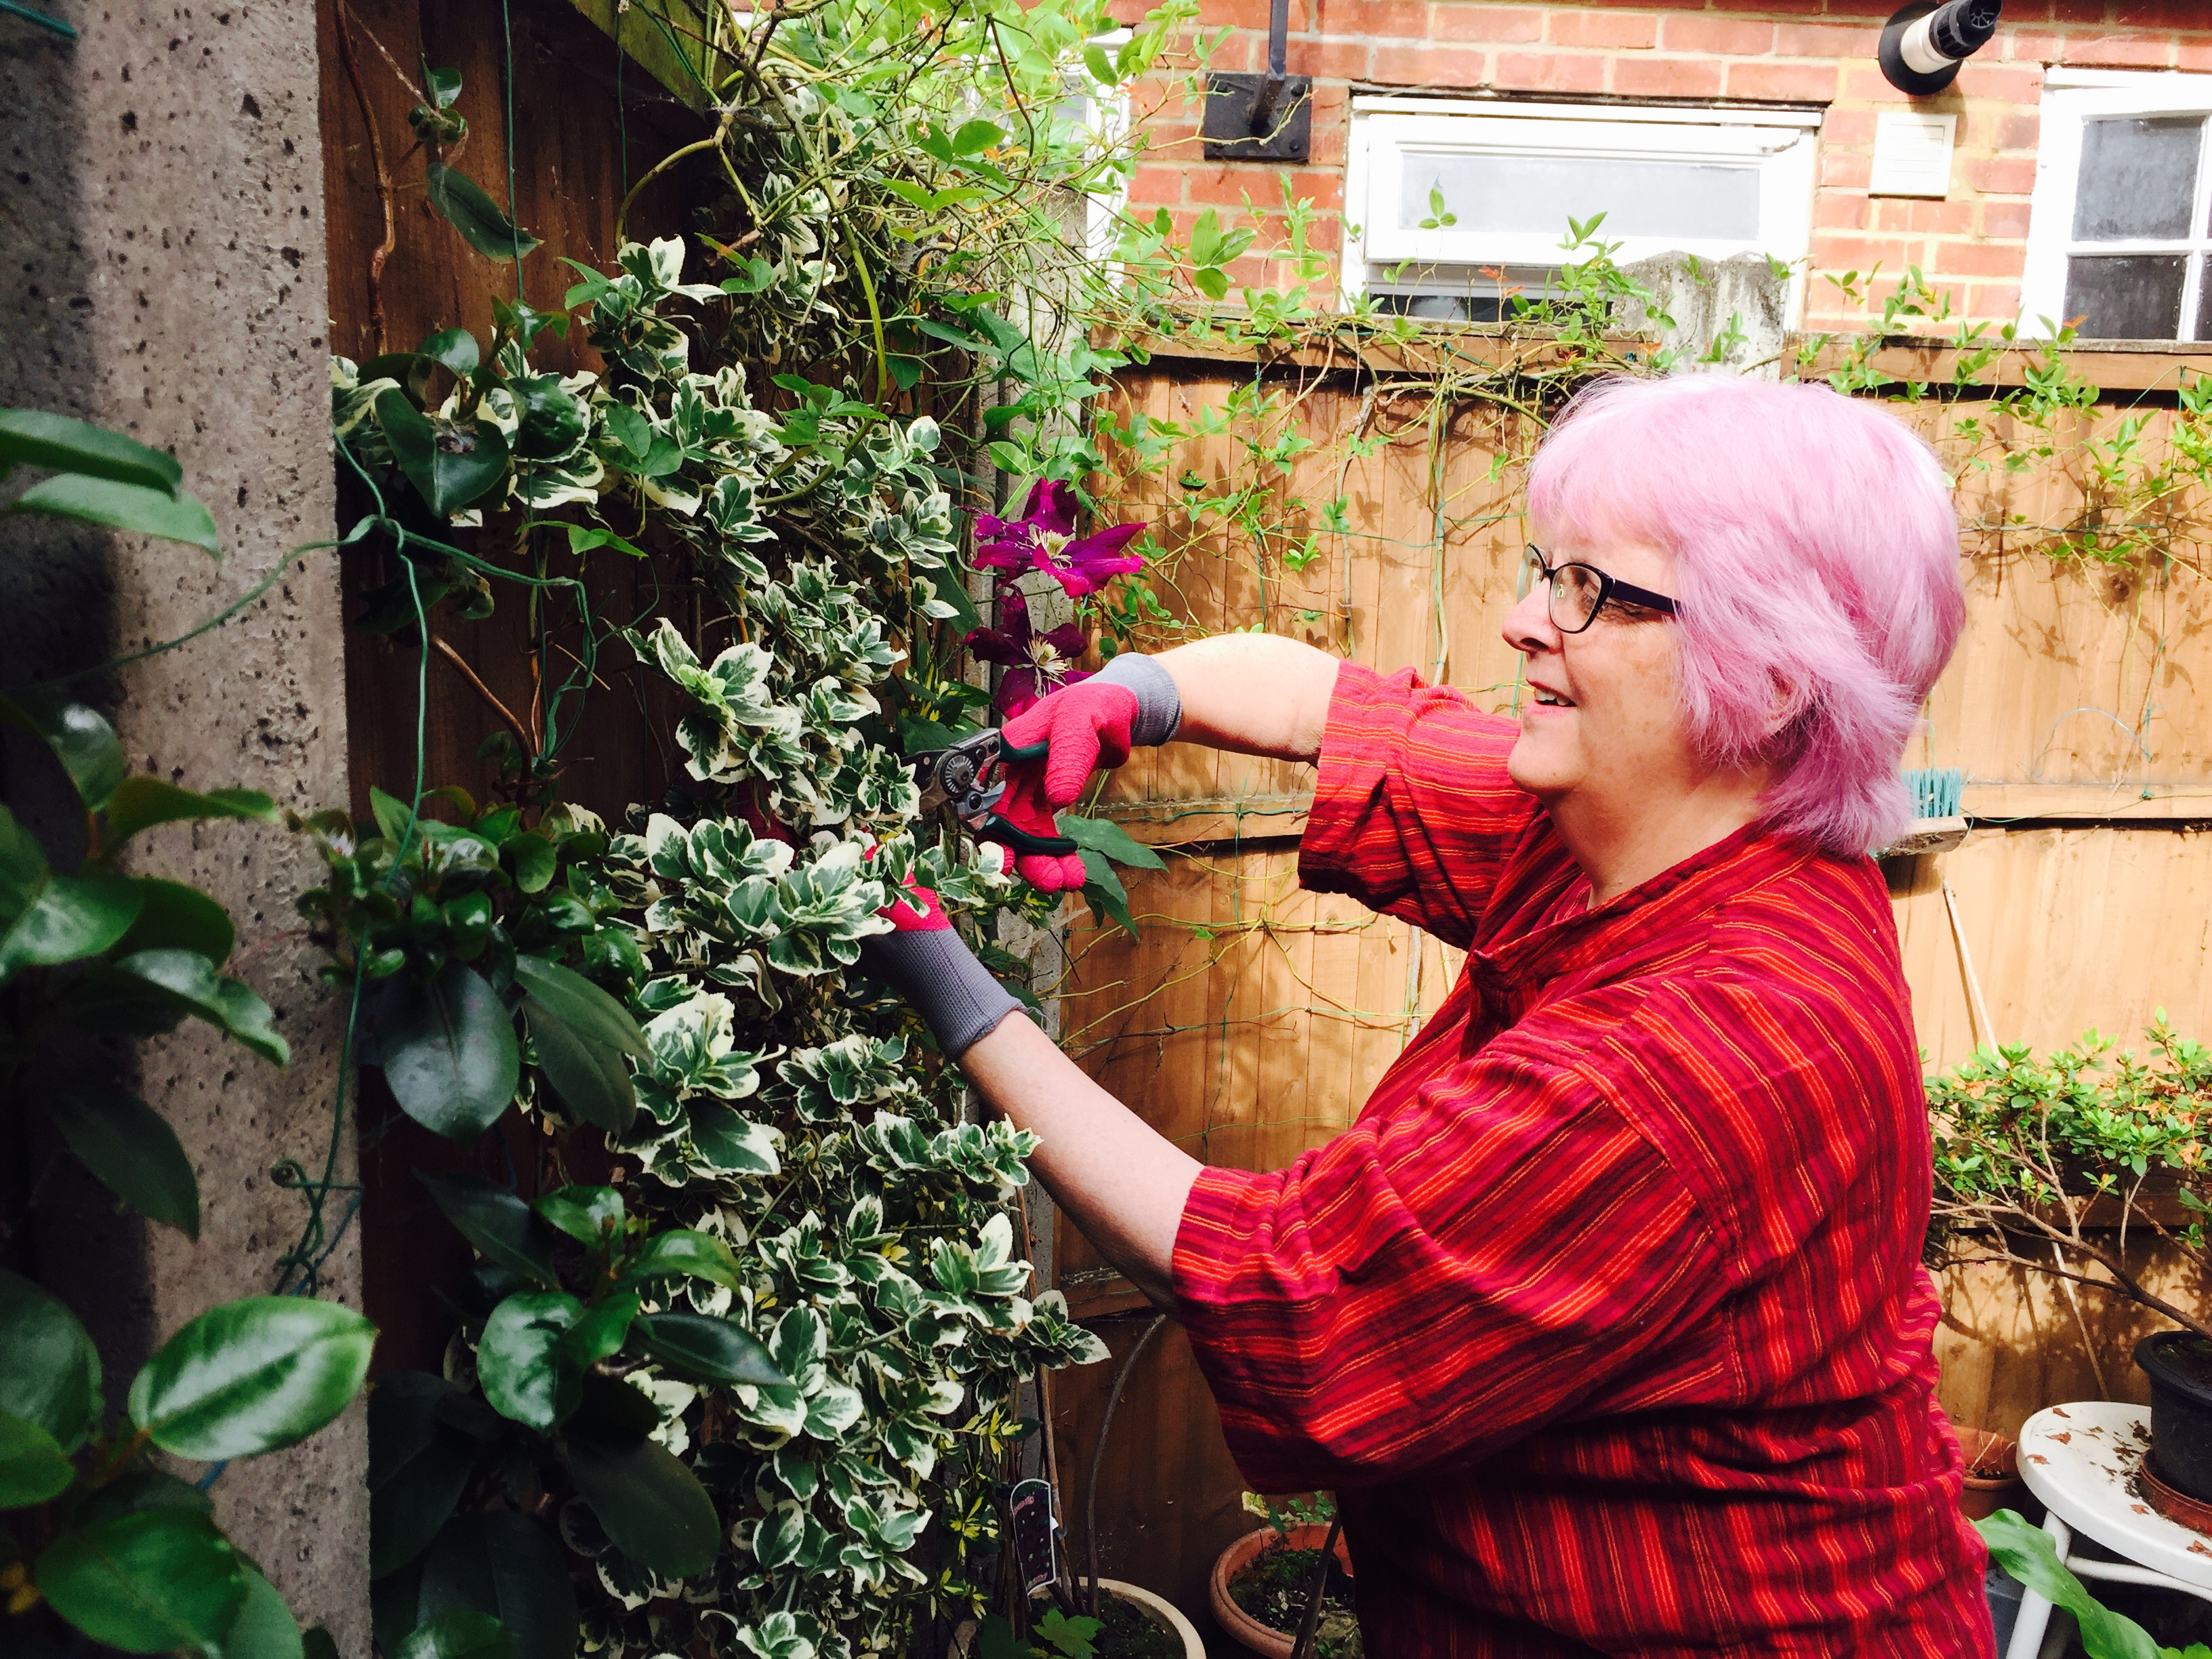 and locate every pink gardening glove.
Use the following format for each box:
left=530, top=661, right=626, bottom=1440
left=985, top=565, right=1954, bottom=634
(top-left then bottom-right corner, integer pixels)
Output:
left=861, top=869, right=1023, bottom=1058
left=983, top=680, right=1140, bottom=893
